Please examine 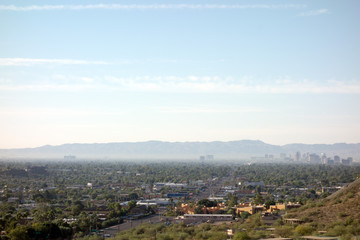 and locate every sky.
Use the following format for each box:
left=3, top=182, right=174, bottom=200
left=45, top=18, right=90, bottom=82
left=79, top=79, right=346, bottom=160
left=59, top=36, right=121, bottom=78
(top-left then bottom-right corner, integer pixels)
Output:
left=1, top=0, right=360, bottom=148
